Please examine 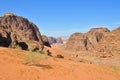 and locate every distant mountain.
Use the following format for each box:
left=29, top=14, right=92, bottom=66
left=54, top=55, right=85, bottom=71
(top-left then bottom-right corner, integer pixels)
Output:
left=60, top=36, right=69, bottom=44
left=0, top=12, right=44, bottom=50
left=48, top=37, right=57, bottom=45
left=64, top=27, right=110, bottom=52
left=48, top=36, right=69, bottom=45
